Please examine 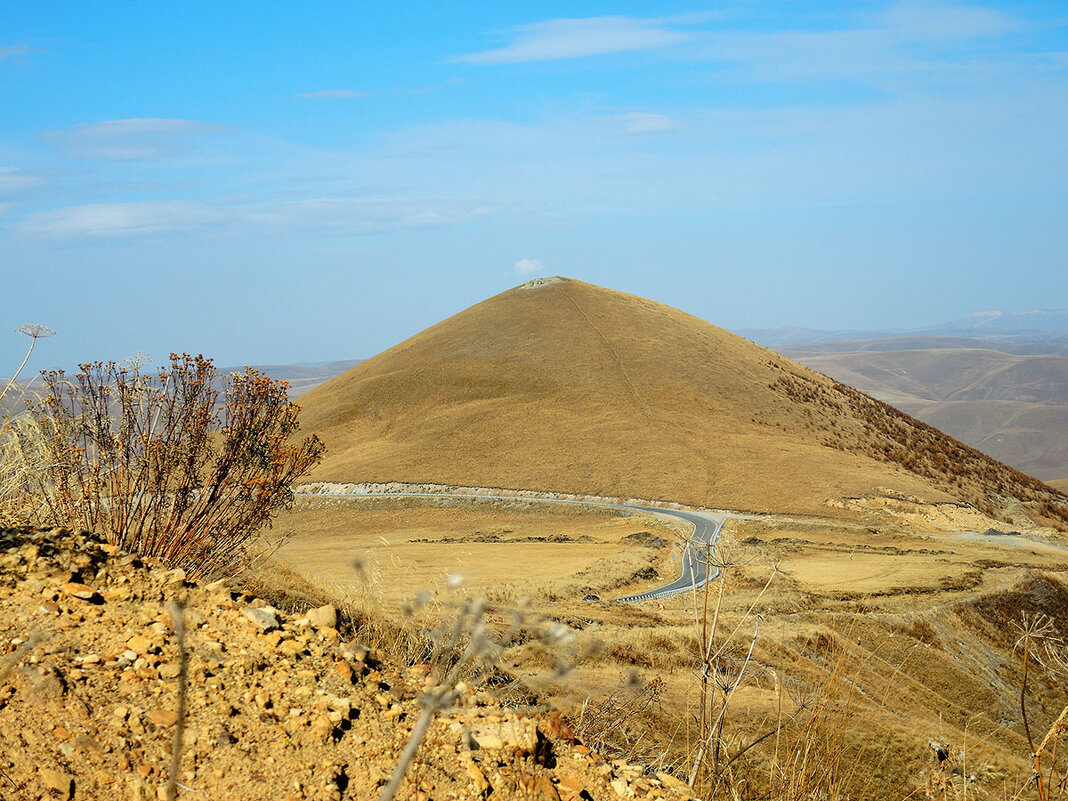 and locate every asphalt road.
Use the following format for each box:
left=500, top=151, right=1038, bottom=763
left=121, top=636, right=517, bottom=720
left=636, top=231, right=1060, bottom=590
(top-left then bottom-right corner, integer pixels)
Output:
left=296, top=490, right=725, bottom=603
left=615, top=507, right=725, bottom=602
